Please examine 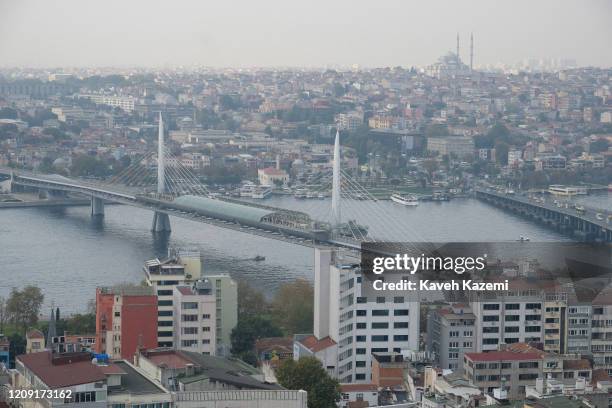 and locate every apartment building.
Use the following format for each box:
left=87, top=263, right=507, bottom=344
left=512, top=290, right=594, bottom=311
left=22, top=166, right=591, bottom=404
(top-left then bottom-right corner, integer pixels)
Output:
left=464, top=350, right=543, bottom=399
left=173, top=280, right=217, bottom=355
left=295, top=248, right=419, bottom=383
left=470, top=291, right=544, bottom=352
left=144, top=249, right=202, bottom=347
left=94, top=285, right=158, bottom=360
left=427, top=304, right=476, bottom=371
left=591, top=292, right=612, bottom=375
